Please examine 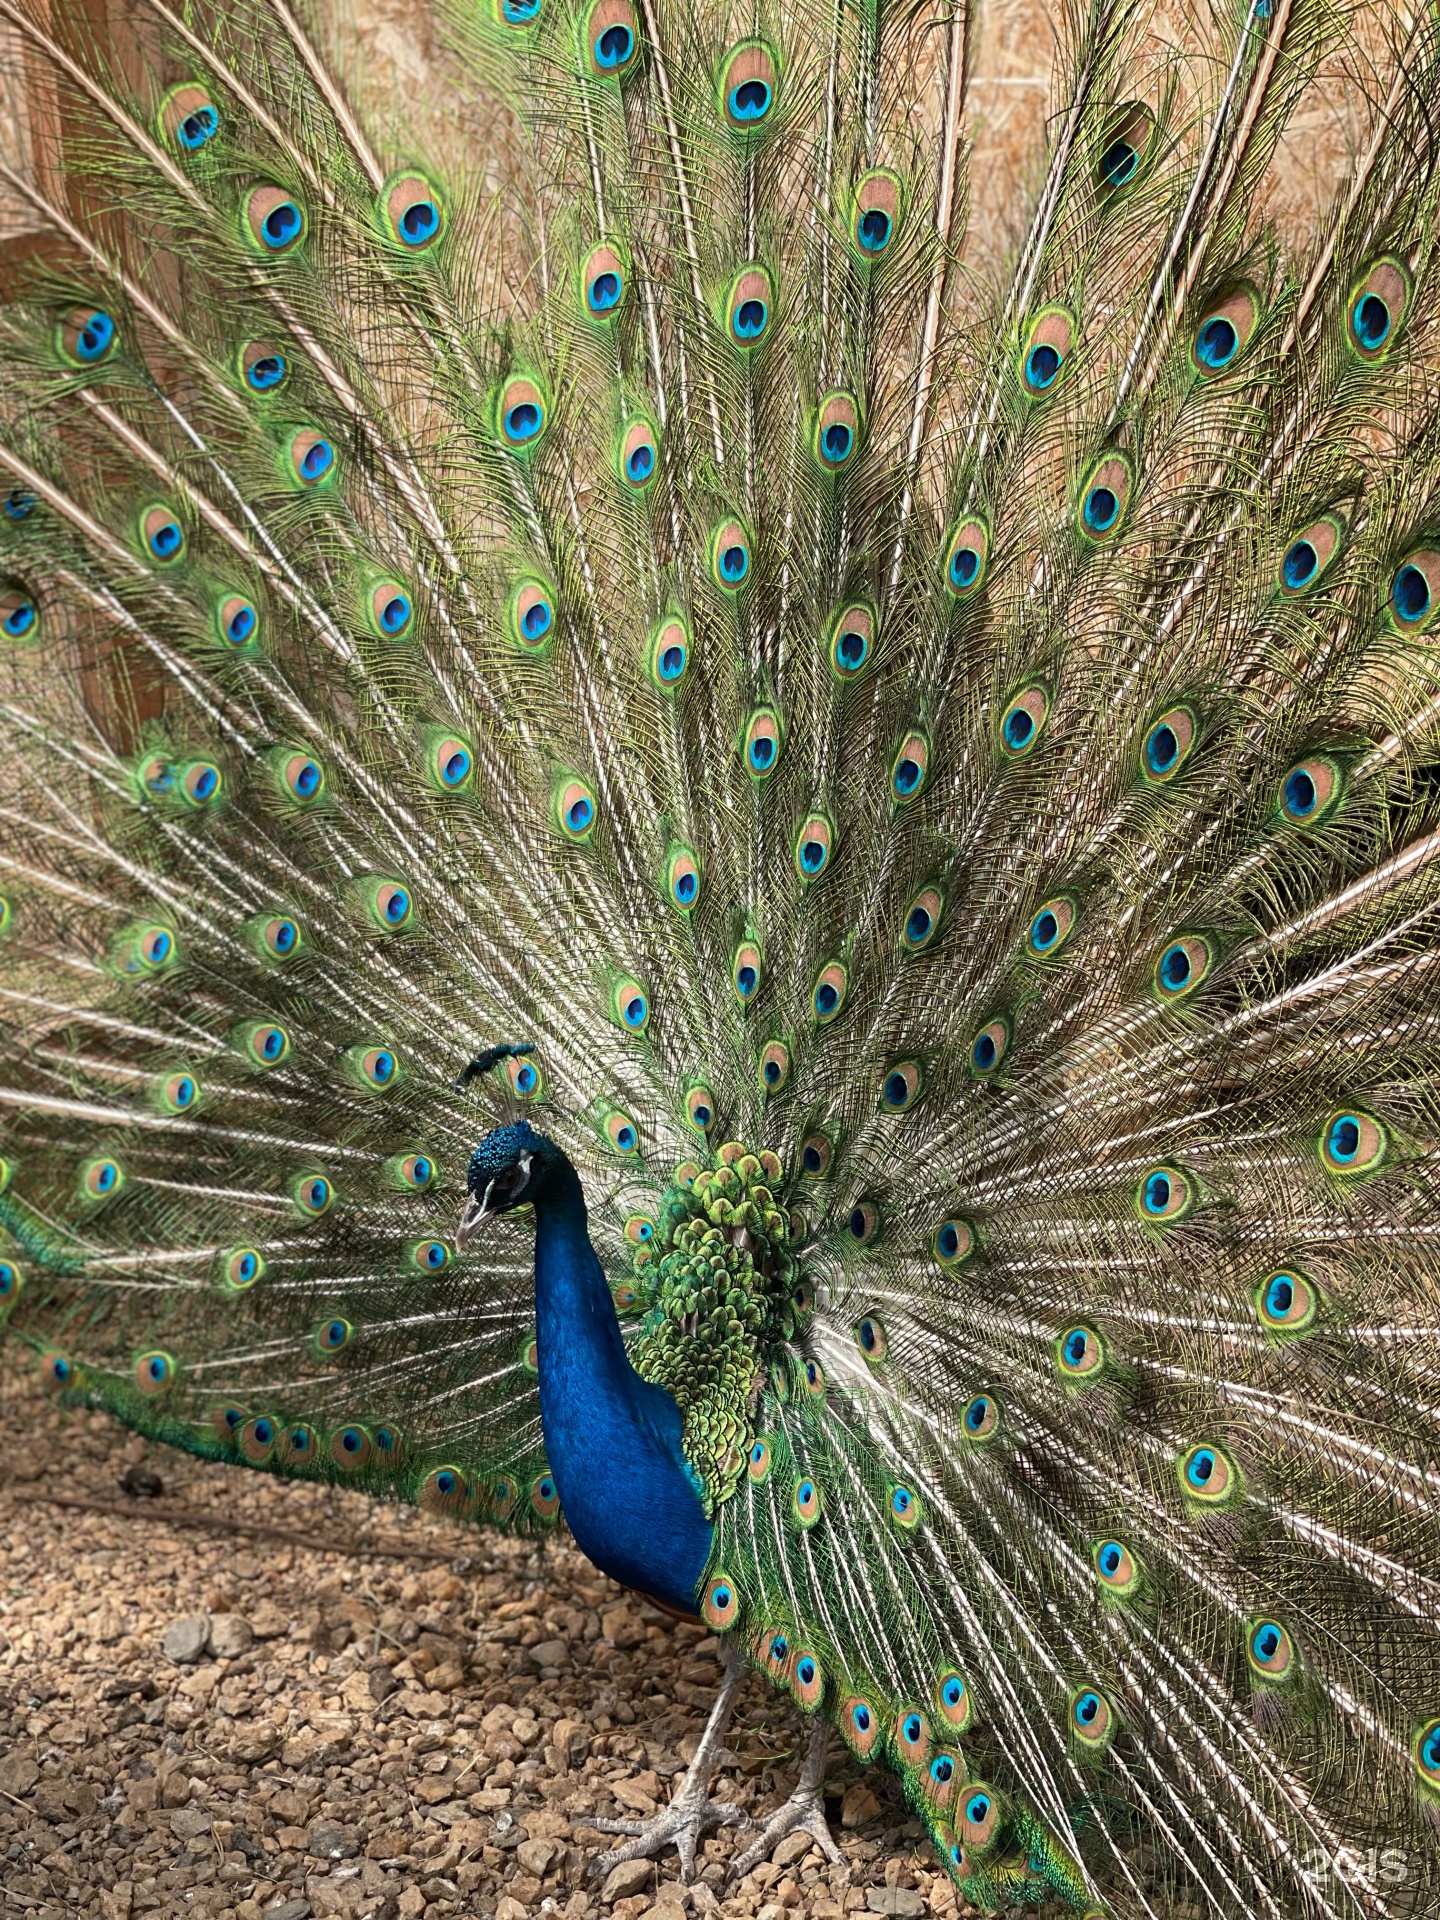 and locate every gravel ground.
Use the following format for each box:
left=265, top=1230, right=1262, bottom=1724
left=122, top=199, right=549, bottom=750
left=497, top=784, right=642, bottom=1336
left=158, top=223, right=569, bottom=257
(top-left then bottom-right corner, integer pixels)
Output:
left=0, top=1349, right=961, bottom=1920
